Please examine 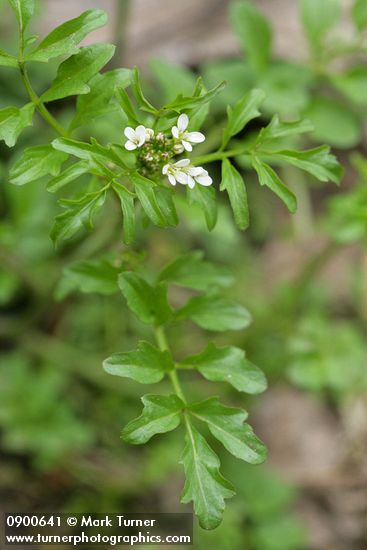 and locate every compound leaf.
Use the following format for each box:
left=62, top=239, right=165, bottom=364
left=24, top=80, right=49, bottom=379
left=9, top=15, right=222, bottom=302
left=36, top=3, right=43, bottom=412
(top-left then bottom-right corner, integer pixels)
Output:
left=122, top=394, right=184, bottom=444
